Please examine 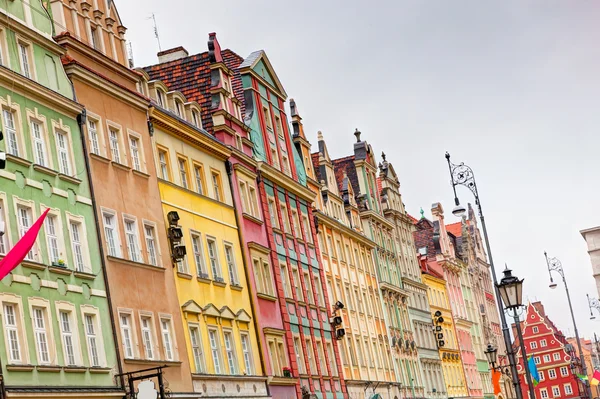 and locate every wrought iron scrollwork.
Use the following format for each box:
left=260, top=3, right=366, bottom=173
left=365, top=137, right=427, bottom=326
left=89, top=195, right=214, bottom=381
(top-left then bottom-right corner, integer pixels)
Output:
left=546, top=256, right=564, bottom=278
left=447, top=156, right=479, bottom=204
